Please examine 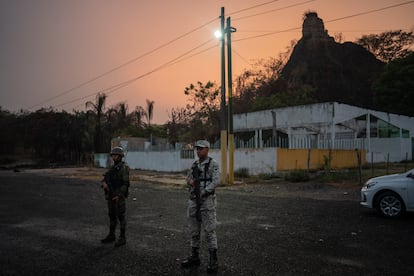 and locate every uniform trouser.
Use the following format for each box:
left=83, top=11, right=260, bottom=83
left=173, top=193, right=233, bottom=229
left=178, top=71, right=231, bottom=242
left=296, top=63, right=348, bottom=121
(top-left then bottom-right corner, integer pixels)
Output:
left=107, top=197, right=126, bottom=234
left=187, top=195, right=217, bottom=249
